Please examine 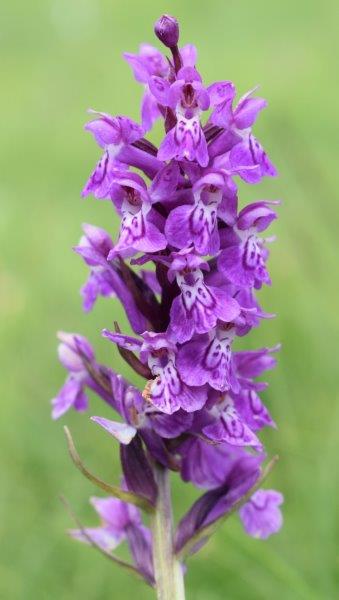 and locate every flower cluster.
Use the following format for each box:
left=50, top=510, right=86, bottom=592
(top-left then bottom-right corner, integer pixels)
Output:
left=52, top=15, right=283, bottom=585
